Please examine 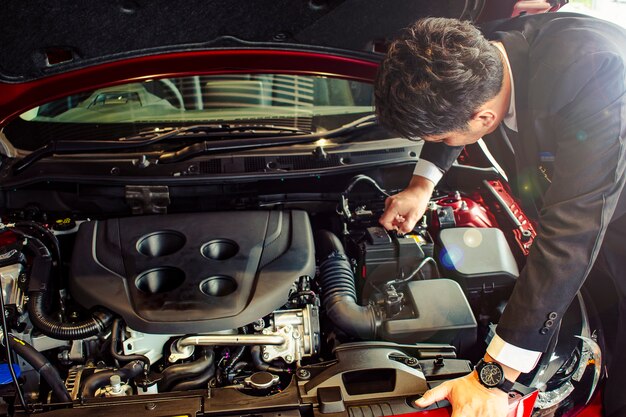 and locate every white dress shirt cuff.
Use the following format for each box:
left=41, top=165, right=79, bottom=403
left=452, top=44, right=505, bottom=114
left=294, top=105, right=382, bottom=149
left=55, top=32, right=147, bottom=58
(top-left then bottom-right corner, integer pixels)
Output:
left=487, top=334, right=542, bottom=373
left=413, top=159, right=444, bottom=185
